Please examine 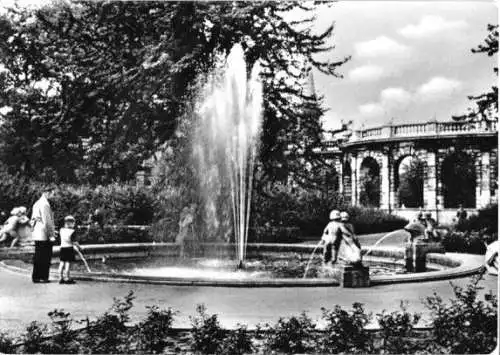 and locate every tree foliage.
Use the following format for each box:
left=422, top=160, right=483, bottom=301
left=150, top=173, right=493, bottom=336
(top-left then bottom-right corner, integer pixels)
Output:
left=0, top=1, right=346, bottom=184
left=453, top=24, right=498, bottom=122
